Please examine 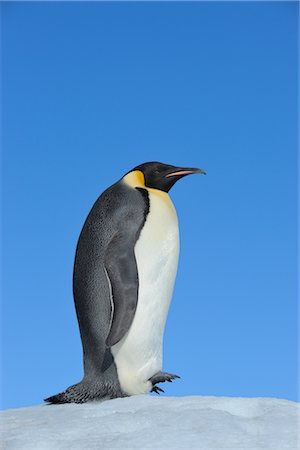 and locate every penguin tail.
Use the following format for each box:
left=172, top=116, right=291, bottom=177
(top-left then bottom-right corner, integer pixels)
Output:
left=44, top=381, right=92, bottom=404
left=44, top=378, right=124, bottom=404
left=44, top=392, right=71, bottom=404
